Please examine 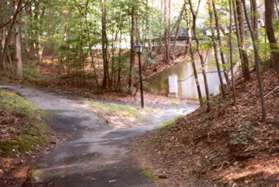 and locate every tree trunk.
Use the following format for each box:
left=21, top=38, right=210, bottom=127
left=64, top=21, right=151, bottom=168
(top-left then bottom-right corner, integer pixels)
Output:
left=229, top=0, right=237, bottom=104
left=0, top=0, right=22, bottom=69
left=163, top=0, right=171, bottom=64
left=265, top=0, right=279, bottom=72
left=128, top=6, right=135, bottom=92
left=184, top=7, right=203, bottom=105
left=235, top=0, right=250, bottom=81
left=275, top=0, right=279, bottom=18
left=110, top=30, right=118, bottom=88
left=101, top=0, right=109, bottom=89
left=172, top=1, right=186, bottom=53
left=242, top=0, right=266, bottom=121
left=188, top=0, right=210, bottom=111
left=15, top=21, right=23, bottom=80
left=0, top=28, right=6, bottom=69
left=250, top=0, right=258, bottom=39
left=188, top=29, right=203, bottom=105
left=211, top=0, right=230, bottom=86
left=208, top=1, right=225, bottom=98
left=117, top=32, right=123, bottom=91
